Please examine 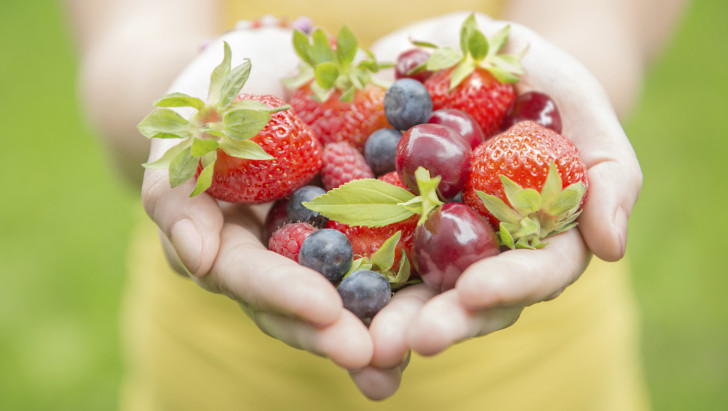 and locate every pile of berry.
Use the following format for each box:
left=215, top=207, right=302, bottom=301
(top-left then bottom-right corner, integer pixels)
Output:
left=138, top=15, right=588, bottom=323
